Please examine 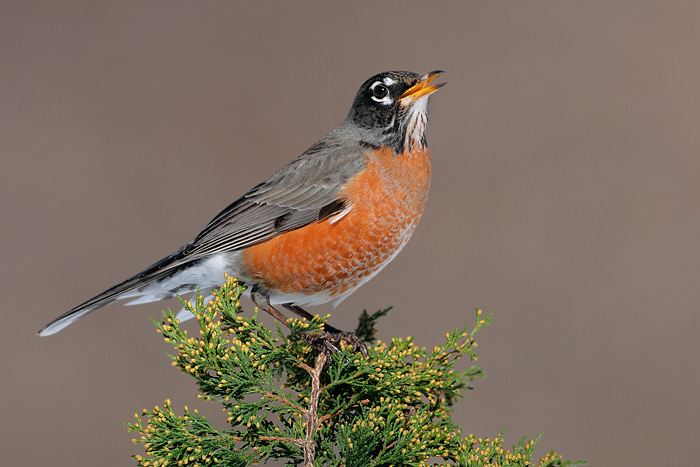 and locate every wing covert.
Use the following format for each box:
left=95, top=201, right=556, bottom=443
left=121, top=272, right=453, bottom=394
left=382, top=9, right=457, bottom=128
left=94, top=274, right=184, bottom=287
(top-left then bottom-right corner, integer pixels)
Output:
left=186, top=133, right=366, bottom=258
